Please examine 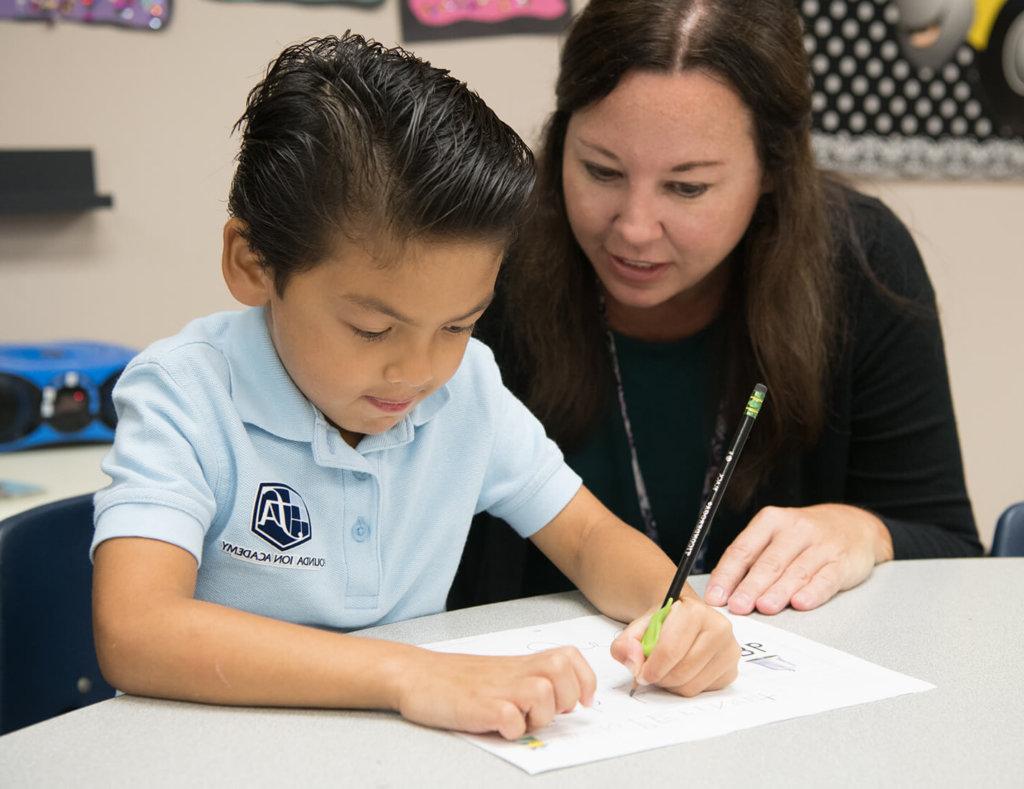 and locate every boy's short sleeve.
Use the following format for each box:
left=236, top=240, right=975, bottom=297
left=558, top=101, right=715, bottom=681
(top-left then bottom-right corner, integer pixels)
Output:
left=91, top=359, right=219, bottom=565
left=474, top=353, right=582, bottom=539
